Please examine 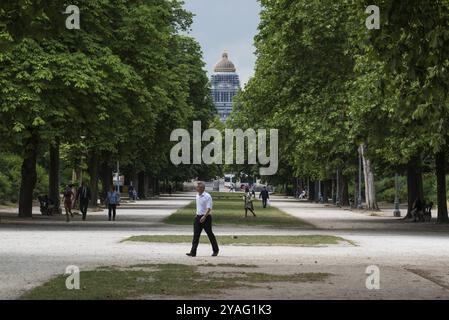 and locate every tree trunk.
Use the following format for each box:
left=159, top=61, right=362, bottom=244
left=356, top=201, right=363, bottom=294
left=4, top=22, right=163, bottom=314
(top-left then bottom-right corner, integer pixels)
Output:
left=354, top=172, right=359, bottom=208
left=308, top=179, right=315, bottom=202
left=18, top=131, right=39, bottom=218
left=88, top=151, right=99, bottom=208
left=145, top=174, right=151, bottom=197
left=435, top=151, right=449, bottom=223
left=340, top=175, right=350, bottom=206
left=49, top=139, right=60, bottom=209
left=100, top=160, right=112, bottom=197
left=405, top=159, right=424, bottom=219
left=360, top=144, right=379, bottom=210
left=138, top=171, right=146, bottom=199
left=138, top=171, right=148, bottom=199
left=322, top=180, right=329, bottom=203
left=153, top=177, right=160, bottom=196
